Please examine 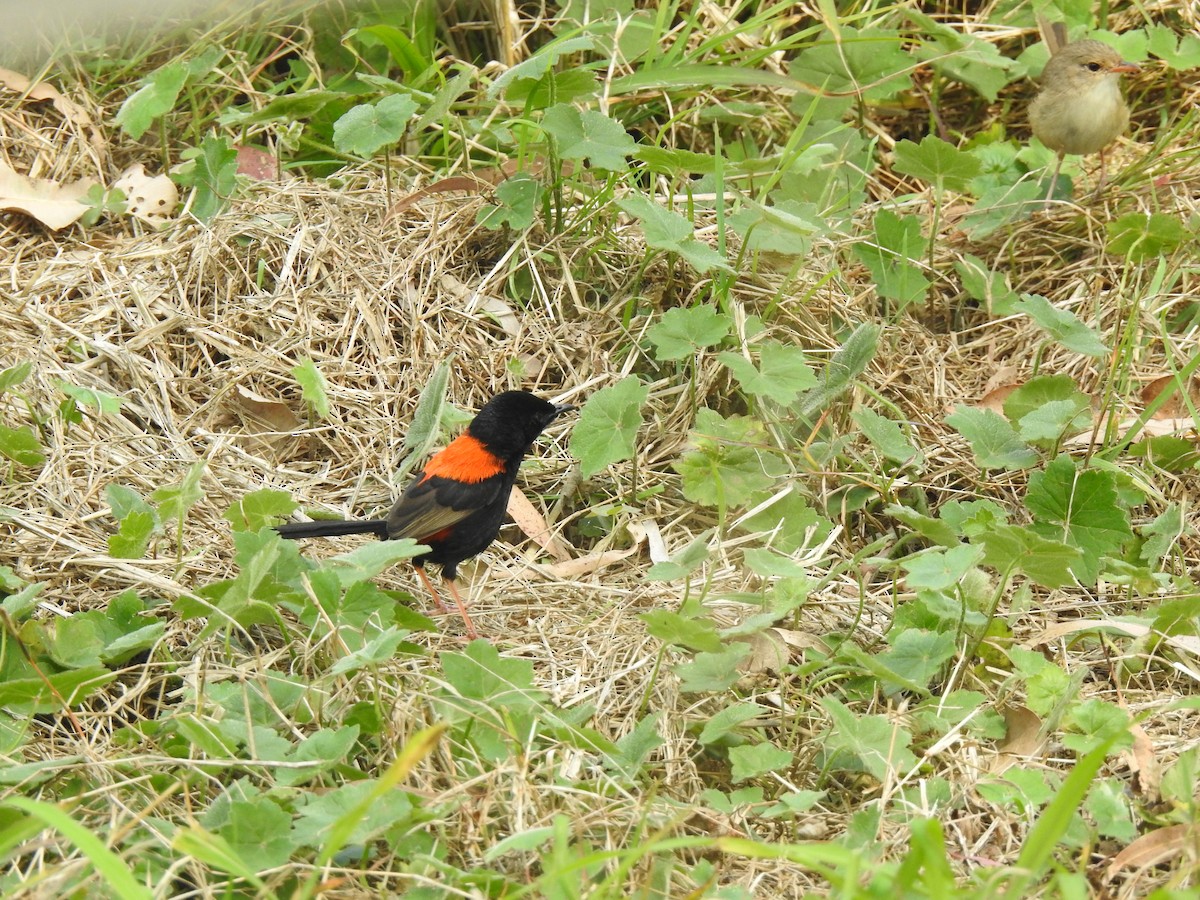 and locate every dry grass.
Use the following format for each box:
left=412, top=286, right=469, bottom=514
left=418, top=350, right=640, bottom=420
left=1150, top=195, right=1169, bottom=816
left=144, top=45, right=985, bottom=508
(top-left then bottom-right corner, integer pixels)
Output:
left=2, top=1, right=1200, bottom=896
